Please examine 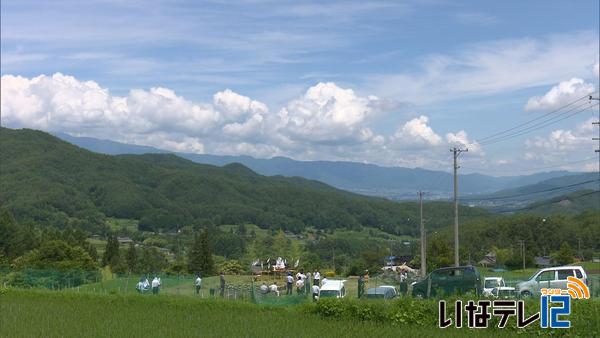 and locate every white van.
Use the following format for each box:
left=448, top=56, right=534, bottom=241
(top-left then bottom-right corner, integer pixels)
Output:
left=319, top=279, right=347, bottom=299
left=515, top=266, right=588, bottom=297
